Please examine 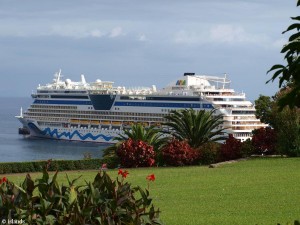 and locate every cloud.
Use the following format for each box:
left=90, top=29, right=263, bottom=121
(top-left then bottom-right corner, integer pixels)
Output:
left=109, top=27, right=124, bottom=38
left=49, top=25, right=106, bottom=38
left=210, top=24, right=247, bottom=43
left=173, top=24, right=274, bottom=47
